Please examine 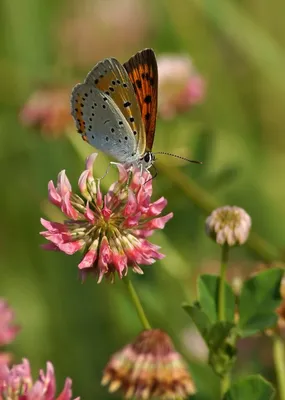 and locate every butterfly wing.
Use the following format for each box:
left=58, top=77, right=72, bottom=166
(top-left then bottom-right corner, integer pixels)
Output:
left=123, top=48, right=158, bottom=152
left=71, top=83, right=139, bottom=163
left=84, top=57, right=146, bottom=157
